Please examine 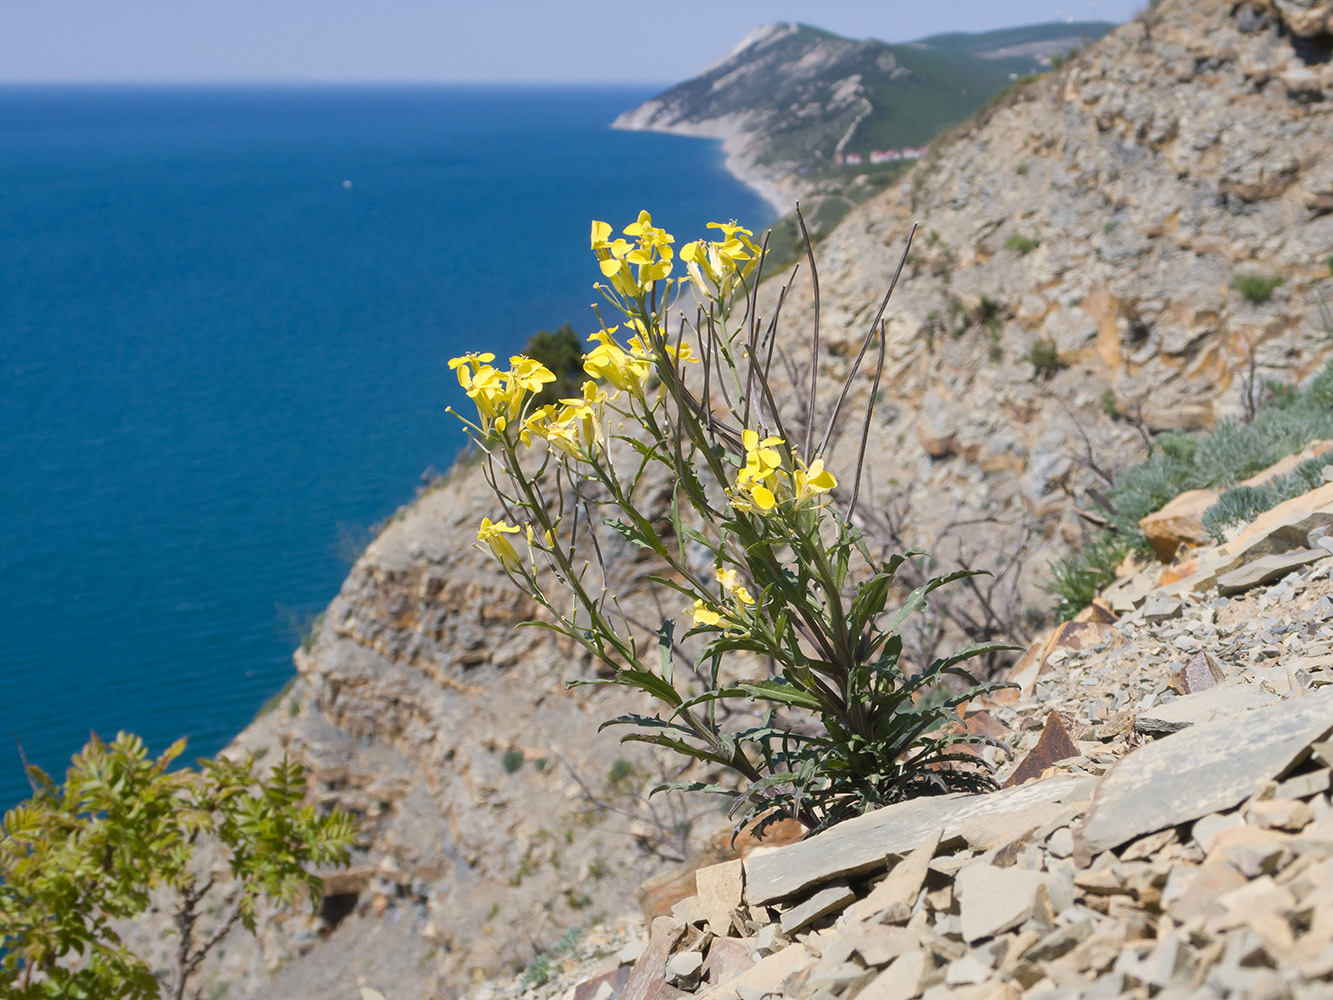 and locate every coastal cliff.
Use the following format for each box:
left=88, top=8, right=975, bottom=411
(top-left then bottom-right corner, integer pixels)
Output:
left=188, top=0, right=1333, bottom=995
left=611, top=21, right=1112, bottom=213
